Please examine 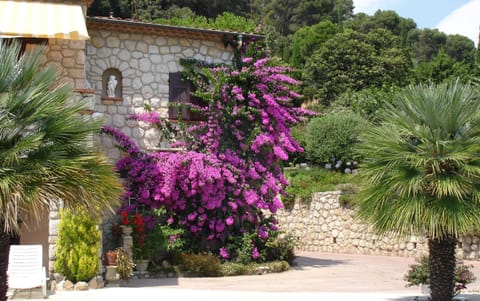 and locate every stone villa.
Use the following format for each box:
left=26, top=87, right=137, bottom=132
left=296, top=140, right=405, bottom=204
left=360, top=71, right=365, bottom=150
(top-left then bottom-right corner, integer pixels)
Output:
left=0, top=0, right=262, bottom=274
